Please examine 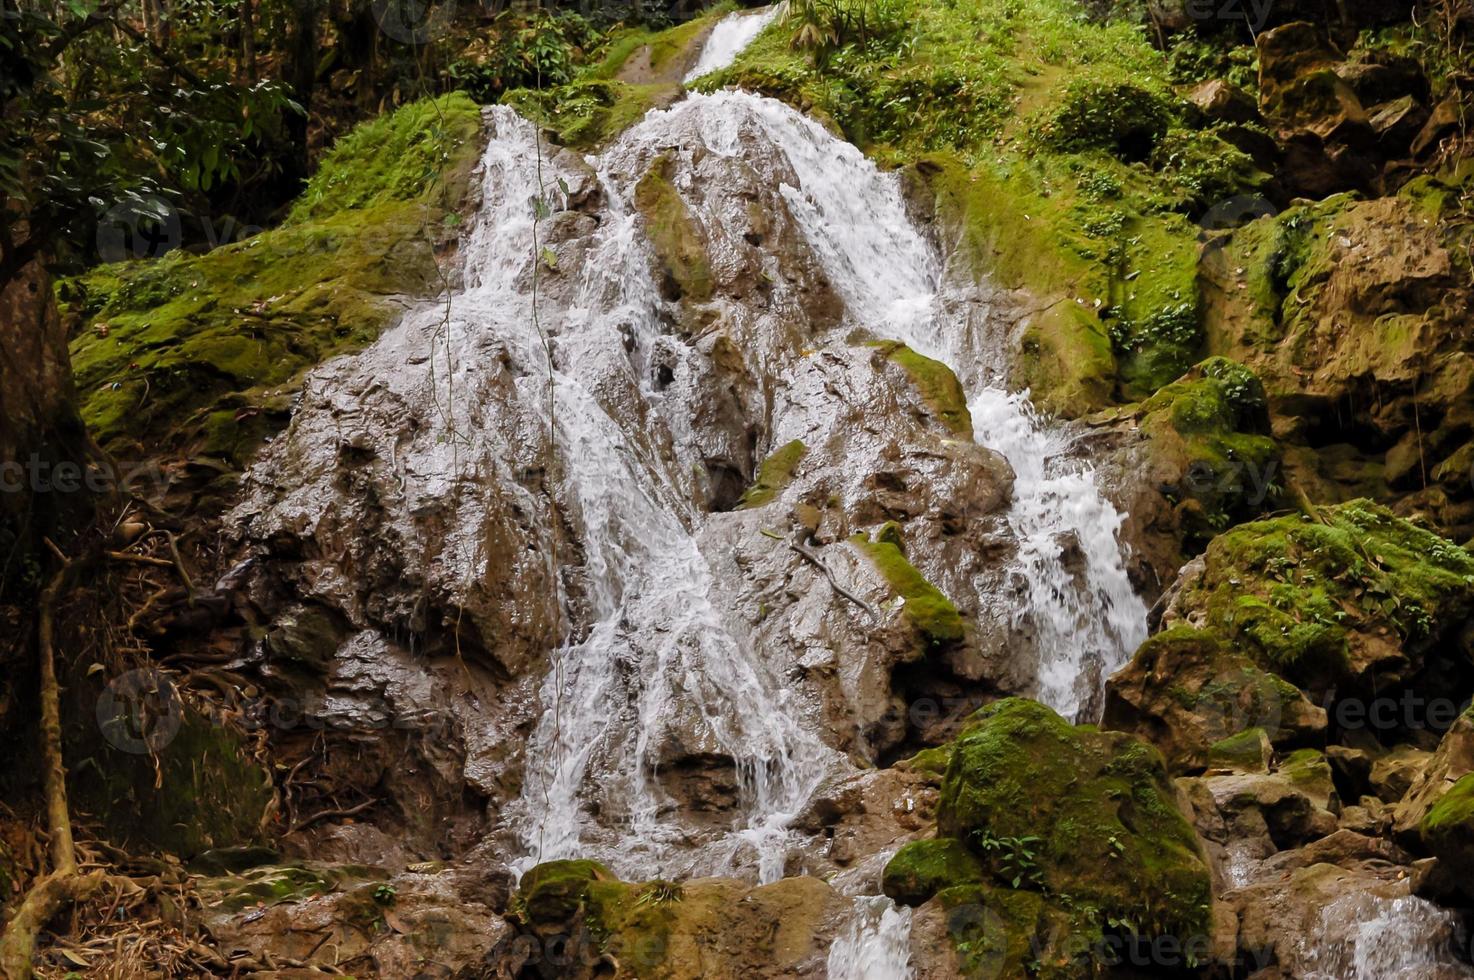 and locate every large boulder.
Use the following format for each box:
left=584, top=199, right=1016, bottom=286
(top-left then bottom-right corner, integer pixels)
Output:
left=883, top=699, right=1212, bottom=977
left=507, top=861, right=853, bottom=979
left=1150, top=501, right=1474, bottom=700
left=1104, top=626, right=1325, bottom=773
left=935, top=699, right=1210, bottom=926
